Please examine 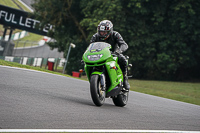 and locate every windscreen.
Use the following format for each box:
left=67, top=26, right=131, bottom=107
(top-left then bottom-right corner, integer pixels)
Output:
left=88, top=42, right=111, bottom=52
